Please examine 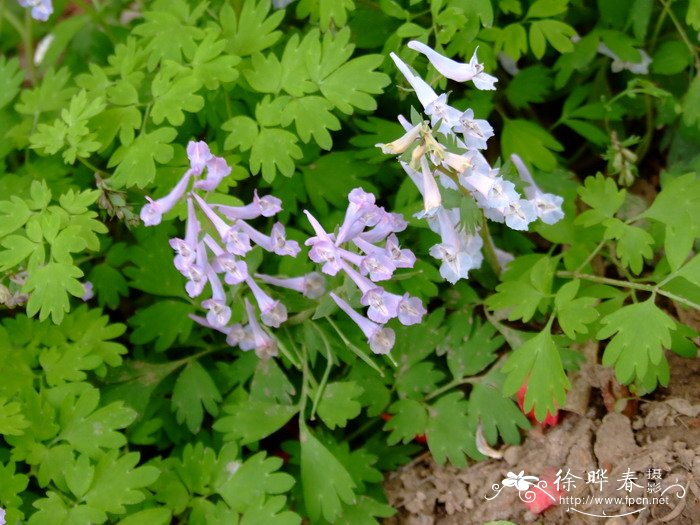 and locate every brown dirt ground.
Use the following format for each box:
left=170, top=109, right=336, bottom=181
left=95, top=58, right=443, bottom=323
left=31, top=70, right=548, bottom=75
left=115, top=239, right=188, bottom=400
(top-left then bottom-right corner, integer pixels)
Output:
left=384, top=351, right=700, bottom=525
